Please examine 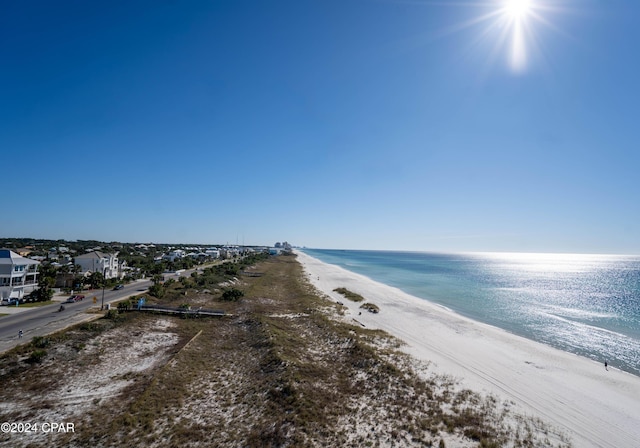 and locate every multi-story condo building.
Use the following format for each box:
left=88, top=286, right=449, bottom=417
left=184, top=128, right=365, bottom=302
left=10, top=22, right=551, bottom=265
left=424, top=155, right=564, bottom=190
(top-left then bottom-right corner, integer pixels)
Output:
left=0, top=249, right=40, bottom=301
